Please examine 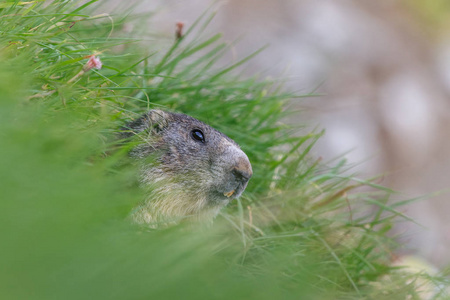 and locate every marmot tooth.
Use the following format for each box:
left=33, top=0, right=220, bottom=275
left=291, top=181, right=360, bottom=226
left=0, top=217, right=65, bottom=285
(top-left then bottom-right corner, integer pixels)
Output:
left=224, top=190, right=235, bottom=198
